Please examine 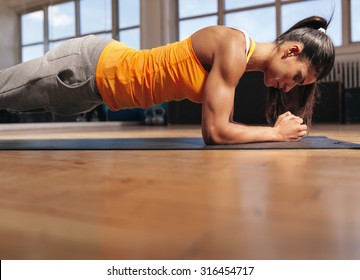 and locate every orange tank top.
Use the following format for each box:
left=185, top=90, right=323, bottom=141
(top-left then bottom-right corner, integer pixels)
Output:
left=96, top=35, right=256, bottom=110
